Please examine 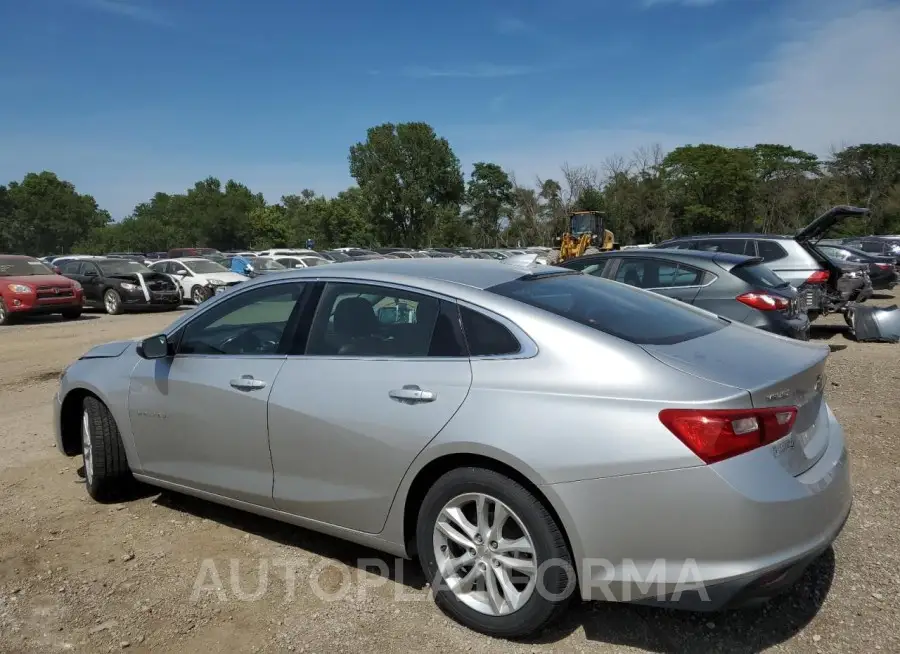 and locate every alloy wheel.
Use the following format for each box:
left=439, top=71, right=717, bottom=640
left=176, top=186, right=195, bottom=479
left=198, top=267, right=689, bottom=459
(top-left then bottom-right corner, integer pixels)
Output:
left=432, top=492, right=537, bottom=616
left=104, top=291, right=119, bottom=314
left=81, top=410, right=94, bottom=486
